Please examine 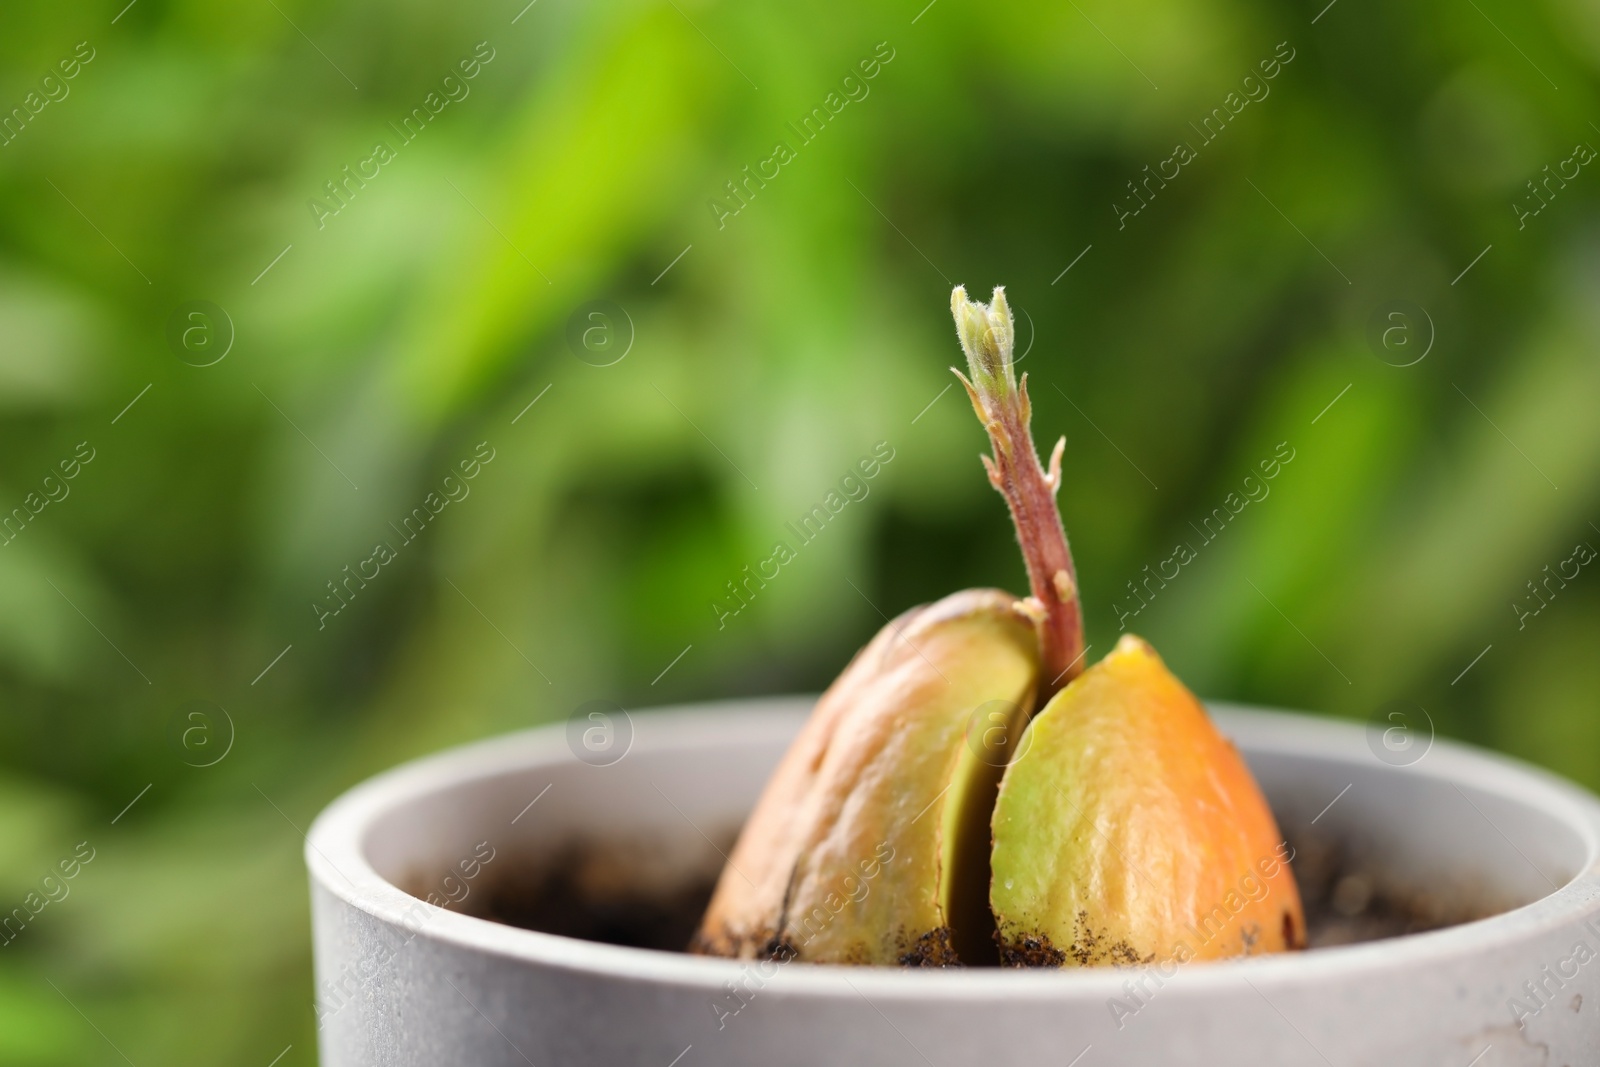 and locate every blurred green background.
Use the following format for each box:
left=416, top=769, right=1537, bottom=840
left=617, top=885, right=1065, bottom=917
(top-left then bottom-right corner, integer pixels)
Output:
left=2, top=0, right=1598, bottom=1060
